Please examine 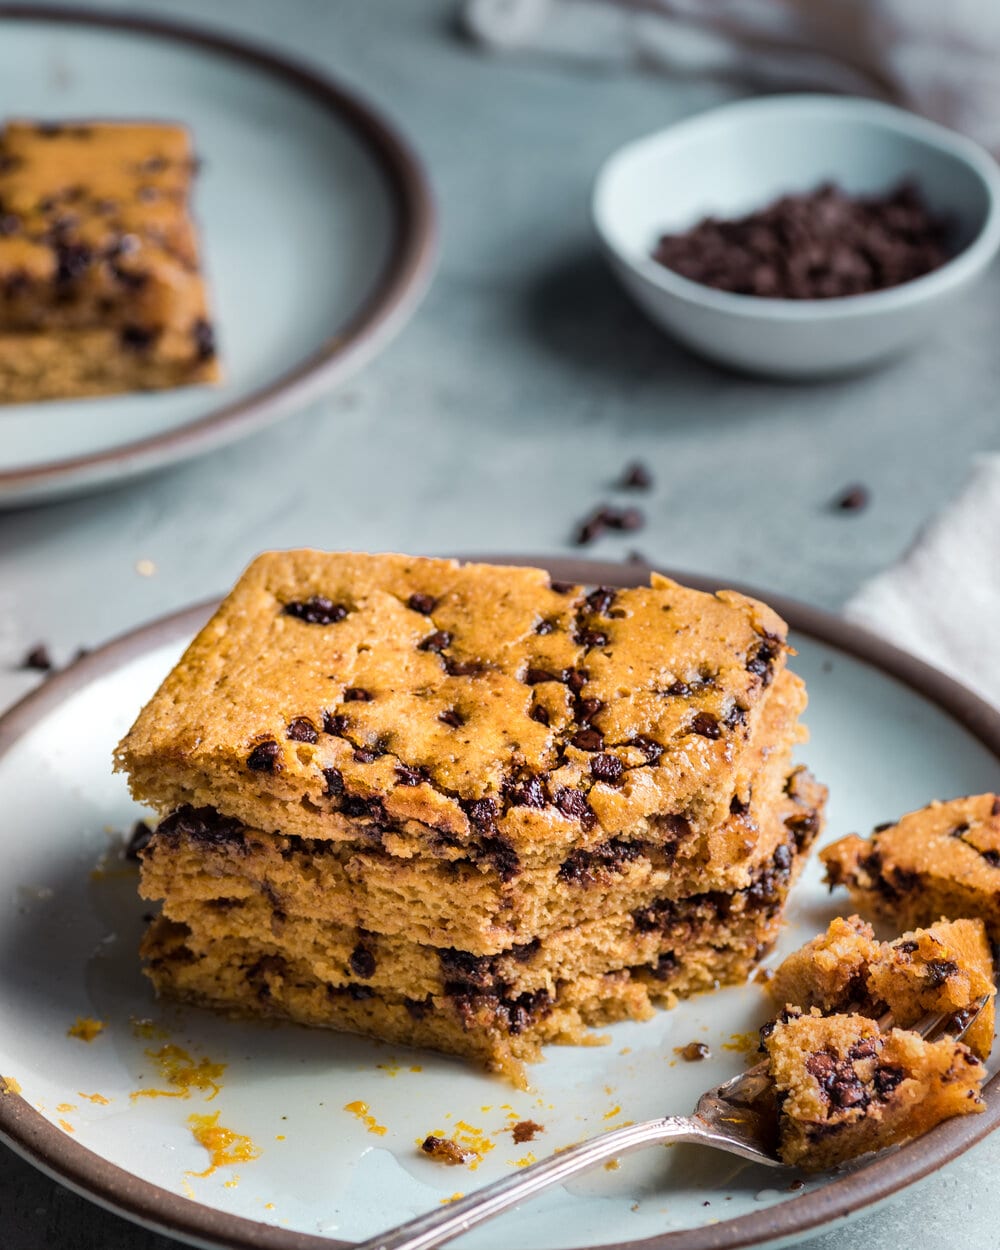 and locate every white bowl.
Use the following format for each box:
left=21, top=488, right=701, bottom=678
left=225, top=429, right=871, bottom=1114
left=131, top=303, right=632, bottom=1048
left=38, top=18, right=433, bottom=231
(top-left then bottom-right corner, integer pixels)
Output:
left=592, top=95, right=1000, bottom=377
